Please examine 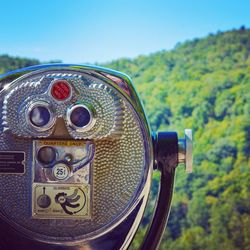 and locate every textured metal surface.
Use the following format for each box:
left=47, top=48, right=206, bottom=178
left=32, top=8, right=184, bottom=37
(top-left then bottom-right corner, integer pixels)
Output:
left=0, top=64, right=152, bottom=138
left=0, top=68, right=150, bottom=245
left=2, top=71, right=124, bottom=139
left=0, top=196, right=150, bottom=250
